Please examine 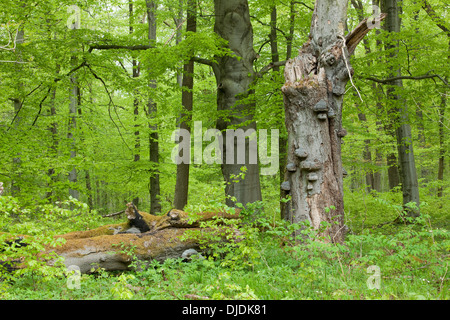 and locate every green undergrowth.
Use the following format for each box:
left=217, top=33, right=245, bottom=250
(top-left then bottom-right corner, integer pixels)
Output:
left=0, top=194, right=448, bottom=300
